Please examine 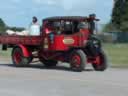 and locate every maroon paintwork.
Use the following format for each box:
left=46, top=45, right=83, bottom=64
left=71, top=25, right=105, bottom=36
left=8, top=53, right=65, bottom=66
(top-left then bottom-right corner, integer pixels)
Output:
left=0, top=35, right=42, bottom=45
